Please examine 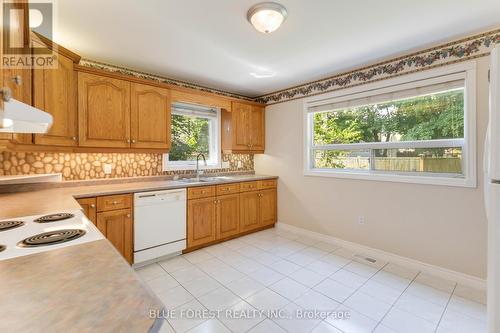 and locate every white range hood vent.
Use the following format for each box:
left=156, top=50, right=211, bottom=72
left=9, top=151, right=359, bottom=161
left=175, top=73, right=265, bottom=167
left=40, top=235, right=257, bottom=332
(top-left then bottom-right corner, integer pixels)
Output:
left=0, top=89, right=53, bottom=134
